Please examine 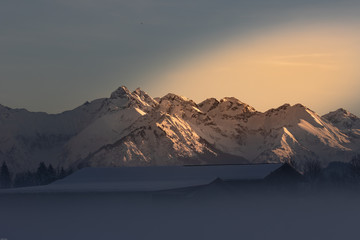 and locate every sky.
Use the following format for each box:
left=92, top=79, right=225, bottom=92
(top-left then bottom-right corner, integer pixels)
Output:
left=1, top=0, right=360, bottom=115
